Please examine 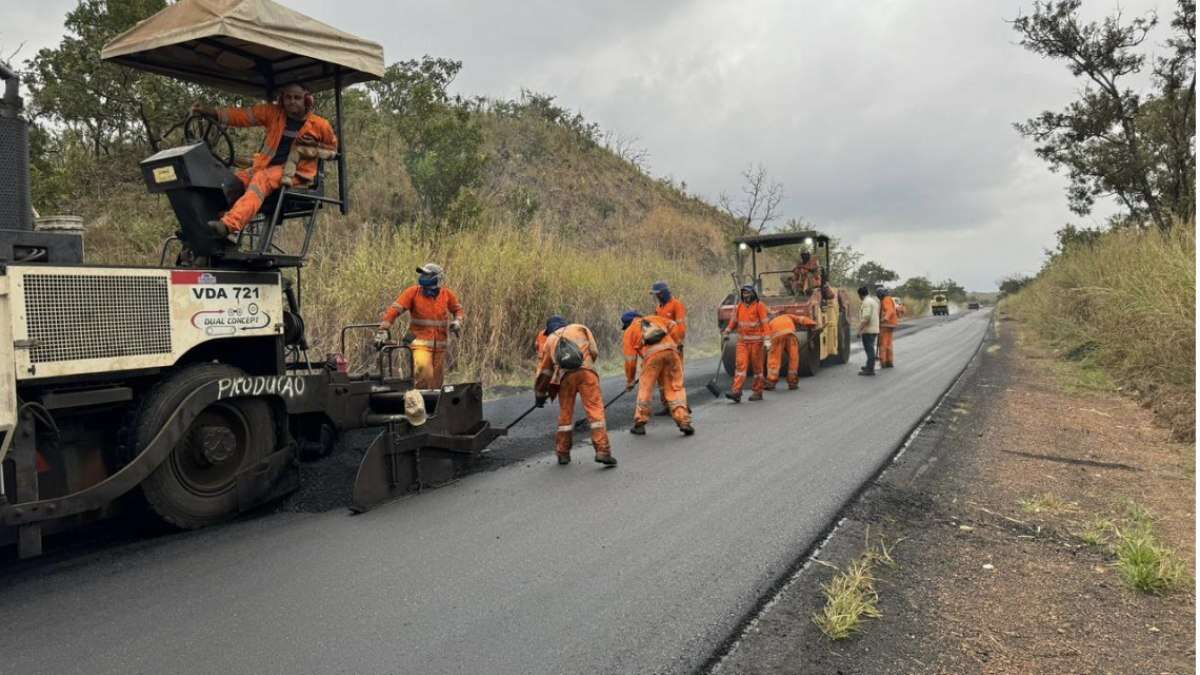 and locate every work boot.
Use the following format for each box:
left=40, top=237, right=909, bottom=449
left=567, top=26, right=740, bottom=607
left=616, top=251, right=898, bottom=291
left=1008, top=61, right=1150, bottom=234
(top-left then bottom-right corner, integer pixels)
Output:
left=594, top=453, right=618, bottom=467
left=858, top=369, right=876, bottom=377
left=764, top=382, right=776, bottom=391
left=787, top=382, right=799, bottom=390
left=882, top=363, right=894, bottom=369
left=724, top=391, right=742, bottom=404
left=679, top=424, right=695, bottom=436
left=208, top=220, right=229, bottom=239
left=630, top=423, right=646, bottom=436
left=557, top=454, right=571, bottom=465
left=749, top=391, right=763, bottom=402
